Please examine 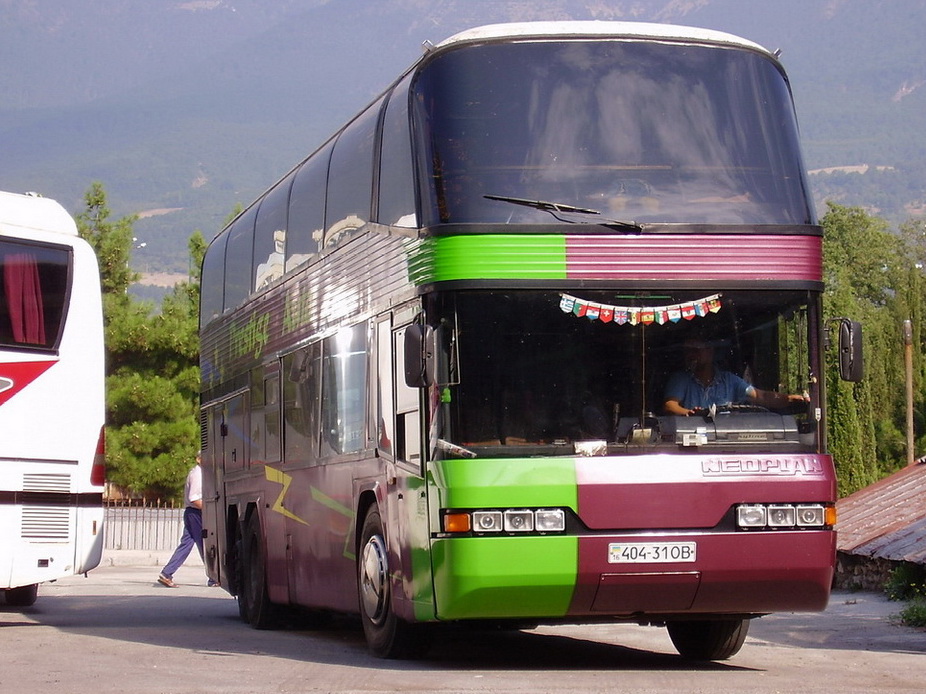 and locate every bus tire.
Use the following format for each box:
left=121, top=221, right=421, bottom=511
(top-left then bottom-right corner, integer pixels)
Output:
left=357, top=507, right=428, bottom=659
left=666, top=618, right=750, bottom=660
left=234, top=524, right=249, bottom=623
left=4, top=583, right=38, bottom=607
left=239, top=513, right=281, bottom=629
